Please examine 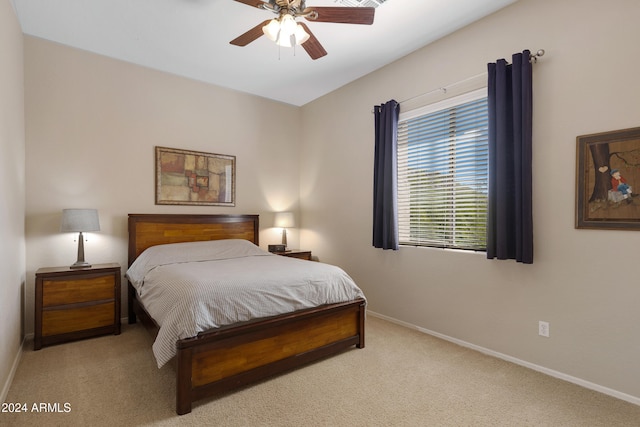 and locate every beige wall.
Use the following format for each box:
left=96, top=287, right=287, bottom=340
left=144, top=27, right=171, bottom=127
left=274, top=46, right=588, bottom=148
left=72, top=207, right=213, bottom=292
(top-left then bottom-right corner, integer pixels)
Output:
left=300, top=0, right=640, bottom=402
left=0, top=0, right=26, bottom=401
left=23, top=37, right=303, bottom=335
